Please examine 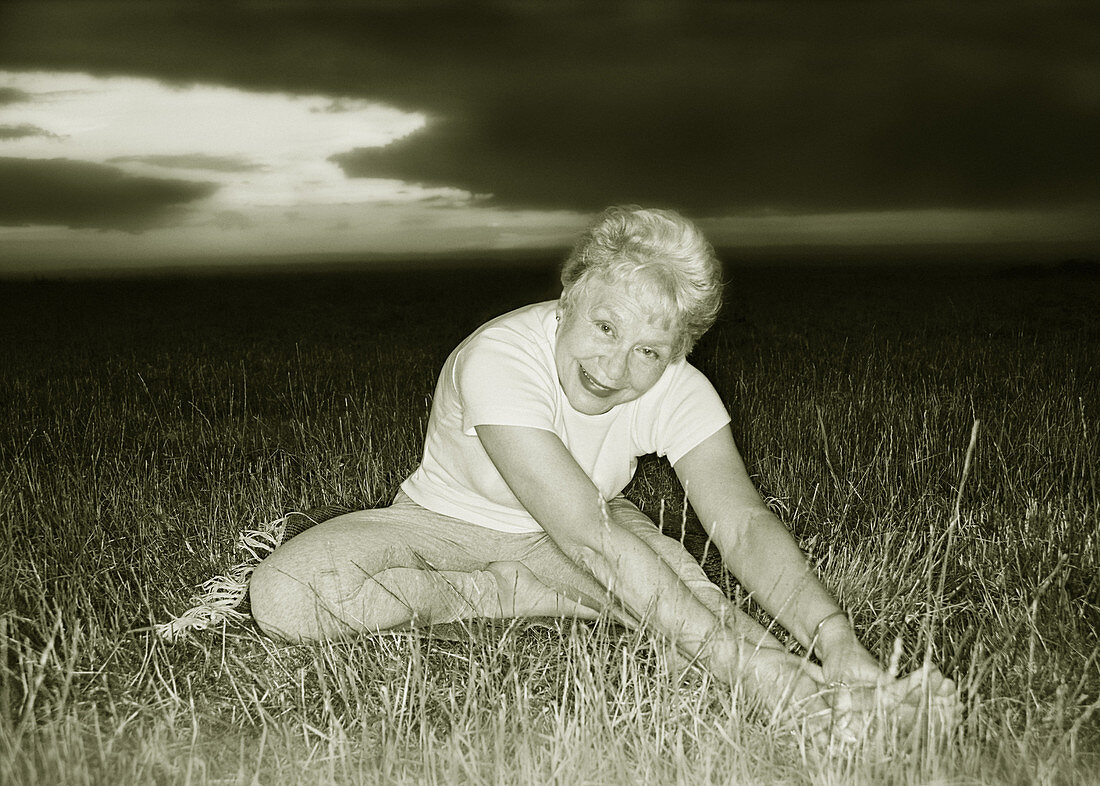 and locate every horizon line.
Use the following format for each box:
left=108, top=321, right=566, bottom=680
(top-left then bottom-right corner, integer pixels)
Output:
left=2, top=238, right=1099, bottom=280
